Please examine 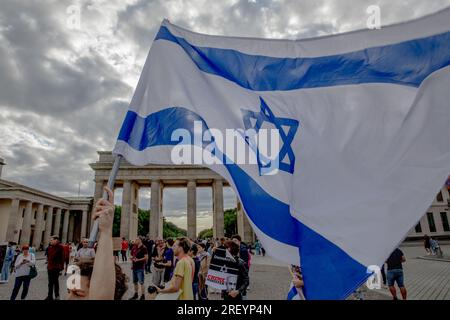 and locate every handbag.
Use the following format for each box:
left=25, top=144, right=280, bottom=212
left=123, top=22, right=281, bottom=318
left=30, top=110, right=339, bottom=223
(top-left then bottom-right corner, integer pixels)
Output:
left=29, top=265, right=38, bottom=279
